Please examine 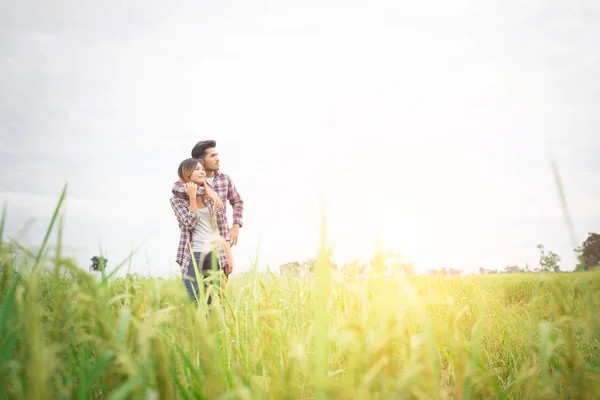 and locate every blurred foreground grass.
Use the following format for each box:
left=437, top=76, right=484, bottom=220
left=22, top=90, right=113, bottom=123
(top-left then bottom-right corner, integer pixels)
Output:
left=1, top=253, right=600, bottom=399
left=1, top=192, right=599, bottom=399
